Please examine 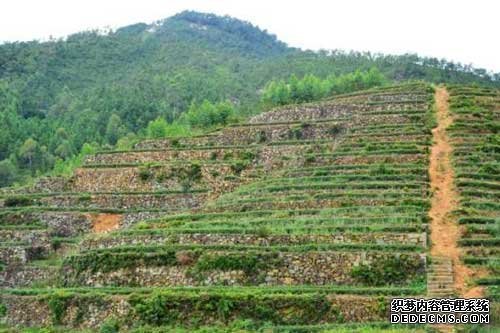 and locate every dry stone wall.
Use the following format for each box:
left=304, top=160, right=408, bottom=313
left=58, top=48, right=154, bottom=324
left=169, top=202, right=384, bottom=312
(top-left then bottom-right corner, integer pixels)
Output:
left=80, top=232, right=427, bottom=250
left=250, top=99, right=426, bottom=123
left=62, top=251, right=425, bottom=287
left=134, top=135, right=216, bottom=150
left=83, top=142, right=339, bottom=170
left=72, top=164, right=242, bottom=193
left=39, top=212, right=92, bottom=237
left=18, top=192, right=207, bottom=210
left=0, top=230, right=49, bottom=244
left=1, top=293, right=388, bottom=328
left=0, top=264, right=57, bottom=287
left=0, top=245, right=49, bottom=265
left=135, top=122, right=345, bottom=150
left=85, top=147, right=258, bottom=165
